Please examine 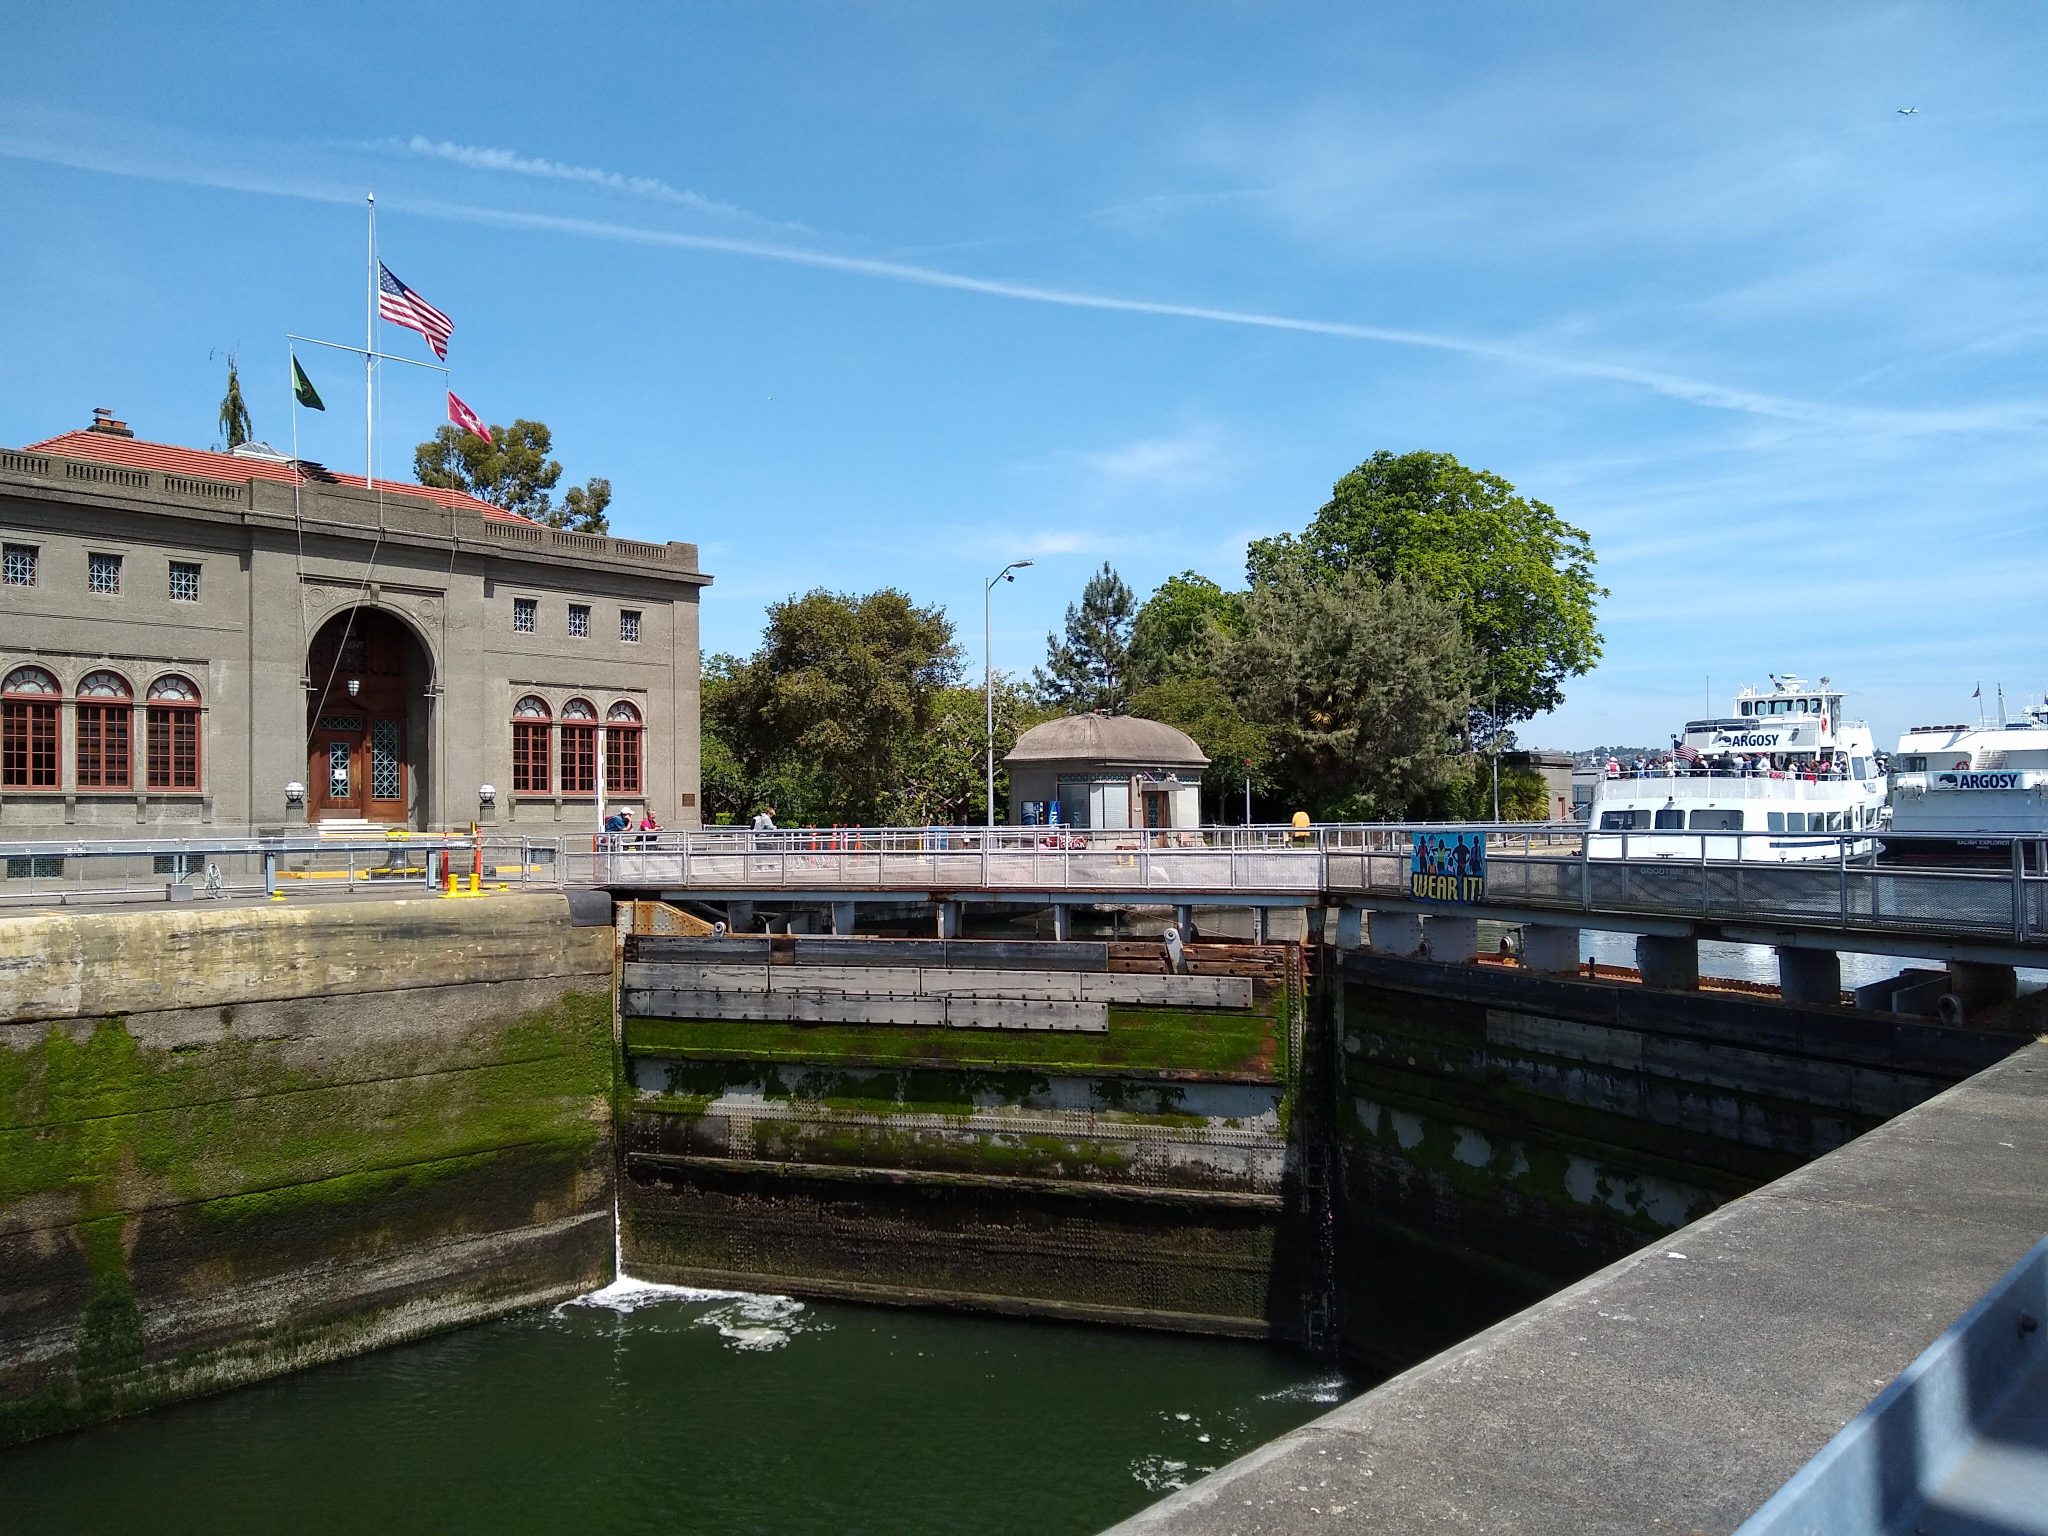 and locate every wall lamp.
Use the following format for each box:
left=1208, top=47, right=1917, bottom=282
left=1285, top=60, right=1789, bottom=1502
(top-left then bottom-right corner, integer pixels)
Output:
left=284, top=781, right=307, bottom=807
left=478, top=784, right=498, bottom=806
